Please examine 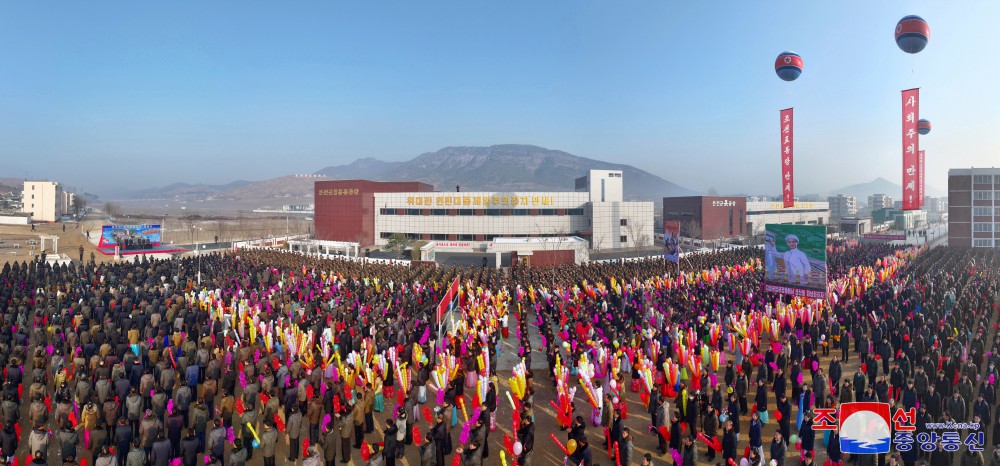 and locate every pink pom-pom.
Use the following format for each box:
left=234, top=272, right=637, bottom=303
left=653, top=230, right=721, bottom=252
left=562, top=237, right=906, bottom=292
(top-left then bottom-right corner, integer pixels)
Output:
left=322, top=414, right=332, bottom=431
left=226, top=427, right=235, bottom=443
left=171, top=458, right=182, bottom=466
left=990, top=374, right=996, bottom=385
left=167, top=400, right=174, bottom=415
left=460, top=424, right=471, bottom=445
left=239, top=372, right=248, bottom=389
left=671, top=449, right=683, bottom=465
left=796, top=373, right=804, bottom=384
left=436, top=389, right=445, bottom=405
